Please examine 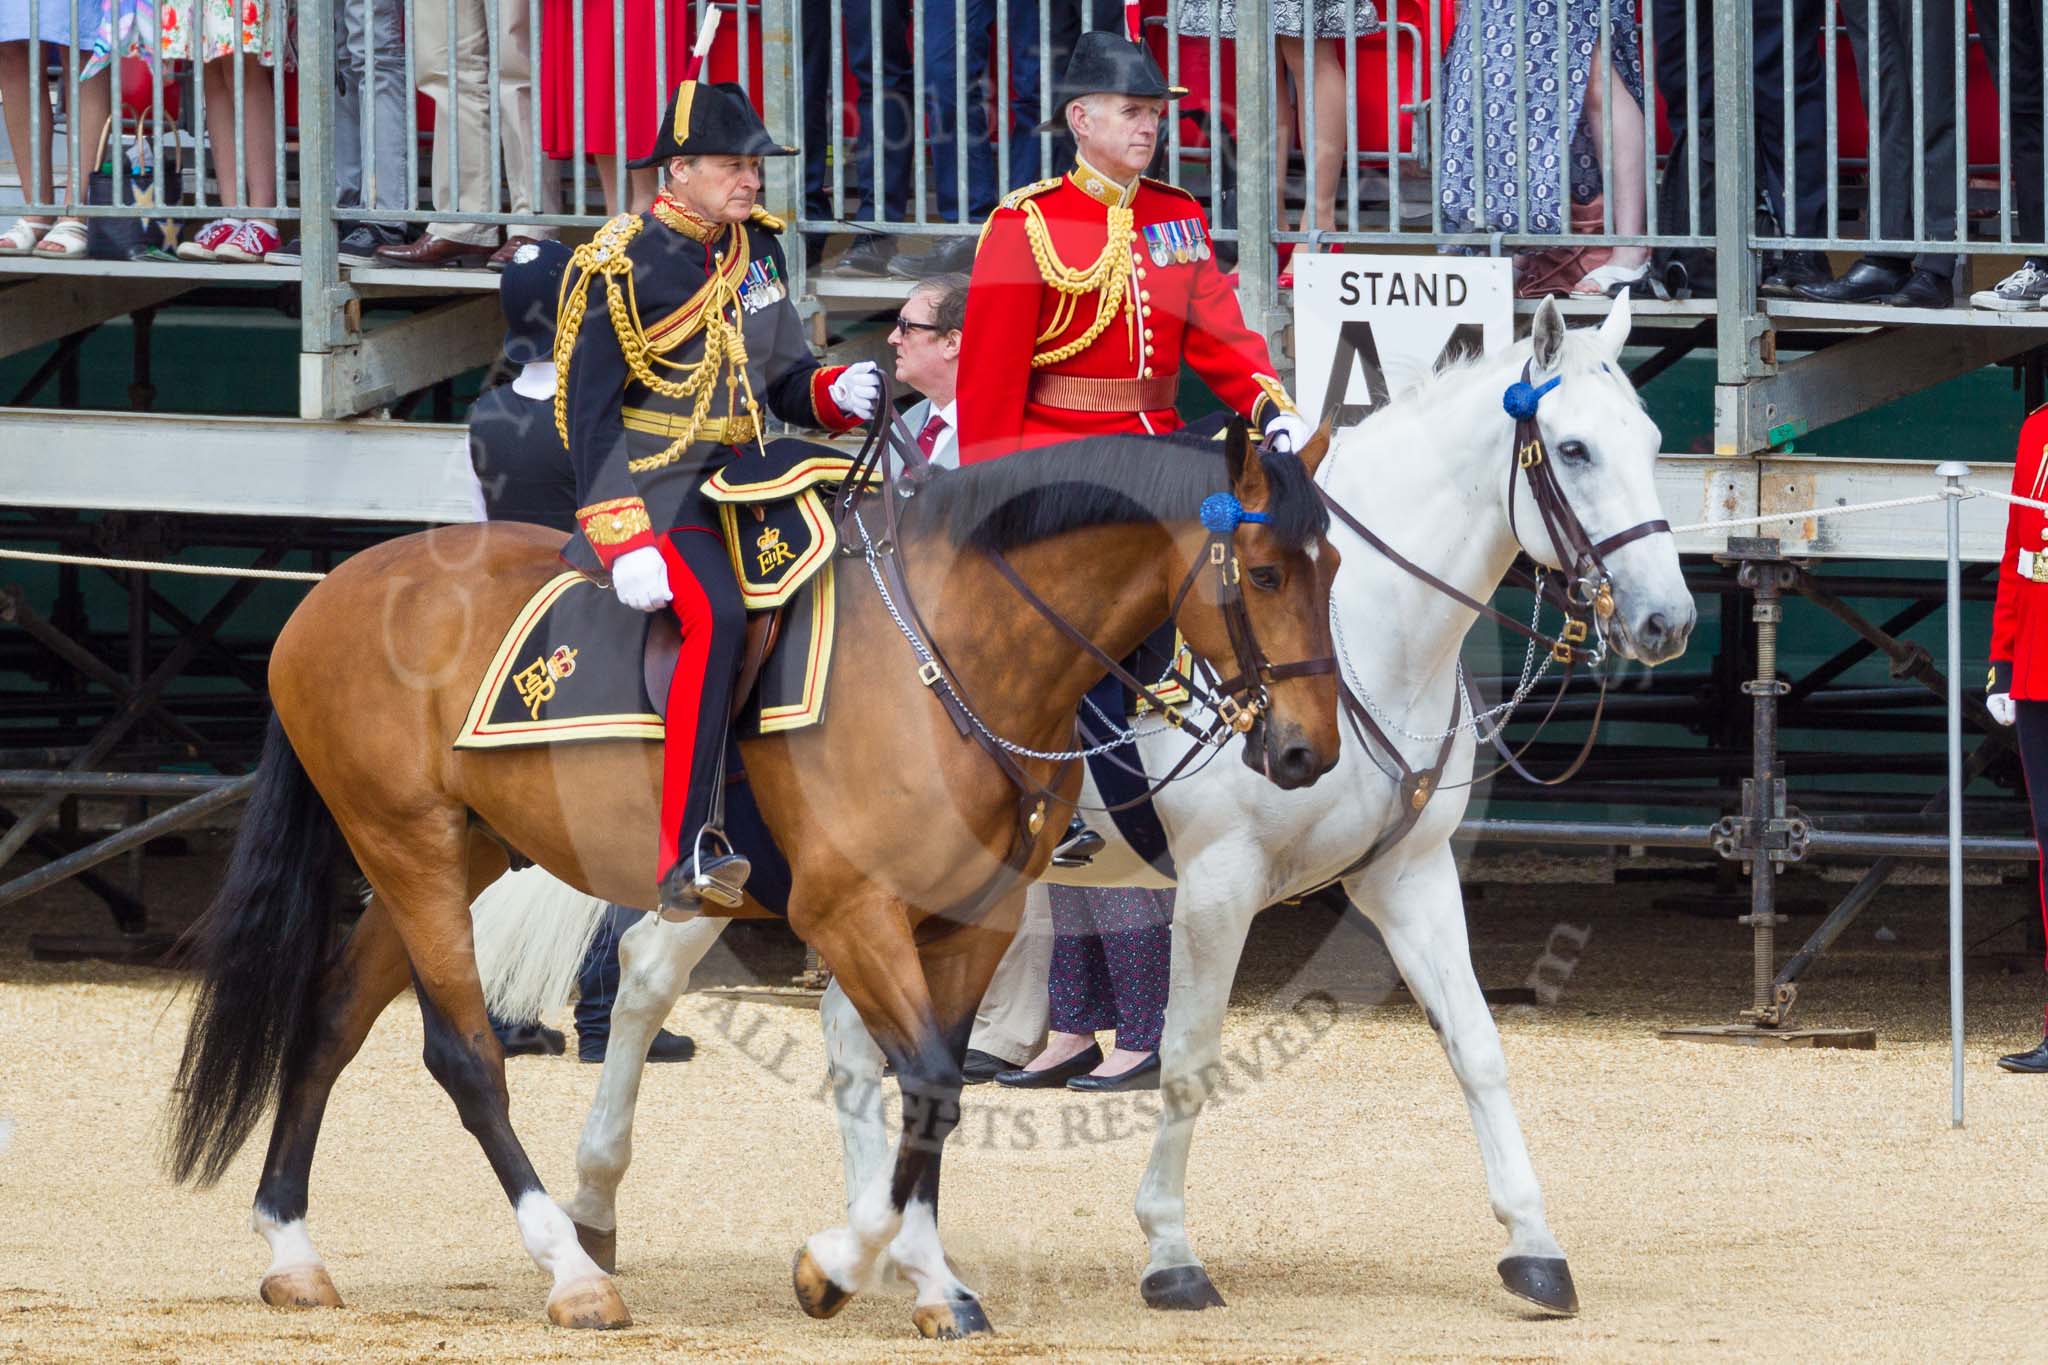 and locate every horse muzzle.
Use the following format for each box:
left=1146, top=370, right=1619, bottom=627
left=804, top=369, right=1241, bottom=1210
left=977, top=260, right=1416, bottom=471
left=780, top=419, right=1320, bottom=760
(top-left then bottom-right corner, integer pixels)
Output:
left=1614, top=601, right=1696, bottom=665
left=1241, top=717, right=1330, bottom=790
